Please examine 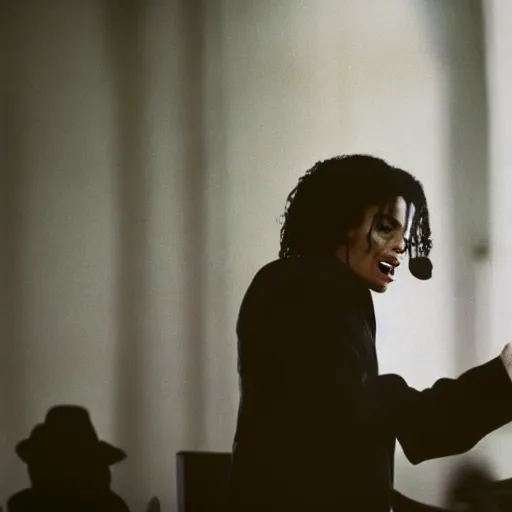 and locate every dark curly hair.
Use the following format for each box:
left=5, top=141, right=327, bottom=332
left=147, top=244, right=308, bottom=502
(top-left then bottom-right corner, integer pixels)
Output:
left=279, top=154, right=433, bottom=279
